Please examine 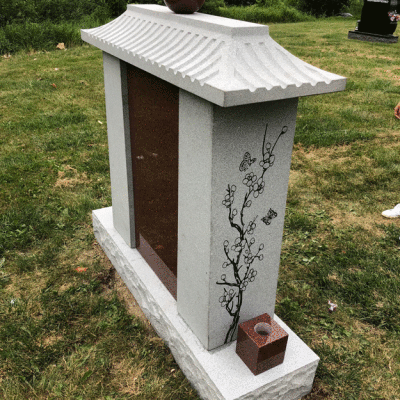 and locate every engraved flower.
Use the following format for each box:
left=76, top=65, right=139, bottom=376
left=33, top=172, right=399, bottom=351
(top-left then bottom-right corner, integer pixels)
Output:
left=253, top=178, right=265, bottom=198
left=247, top=220, right=256, bottom=235
left=239, top=279, right=249, bottom=291
left=242, top=172, right=257, bottom=188
left=222, top=192, right=234, bottom=208
left=219, top=289, right=235, bottom=307
left=222, top=185, right=236, bottom=208
left=231, top=237, right=246, bottom=252
left=248, top=268, right=257, bottom=282
left=219, top=295, right=229, bottom=307
left=244, top=252, right=253, bottom=265
left=260, top=153, right=275, bottom=170
left=259, top=142, right=276, bottom=170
